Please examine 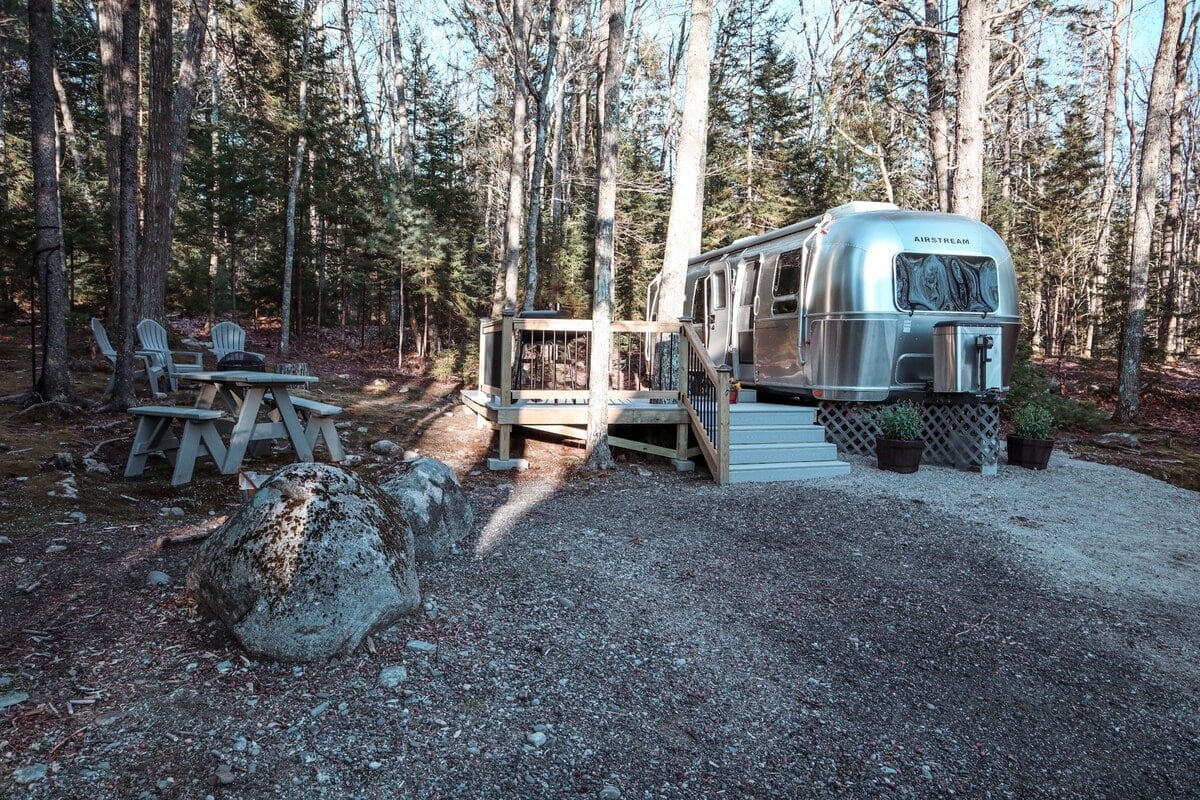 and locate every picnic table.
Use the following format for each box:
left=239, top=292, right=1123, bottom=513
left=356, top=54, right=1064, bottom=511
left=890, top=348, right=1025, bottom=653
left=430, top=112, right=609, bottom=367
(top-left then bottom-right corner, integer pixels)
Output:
left=187, top=370, right=320, bottom=473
